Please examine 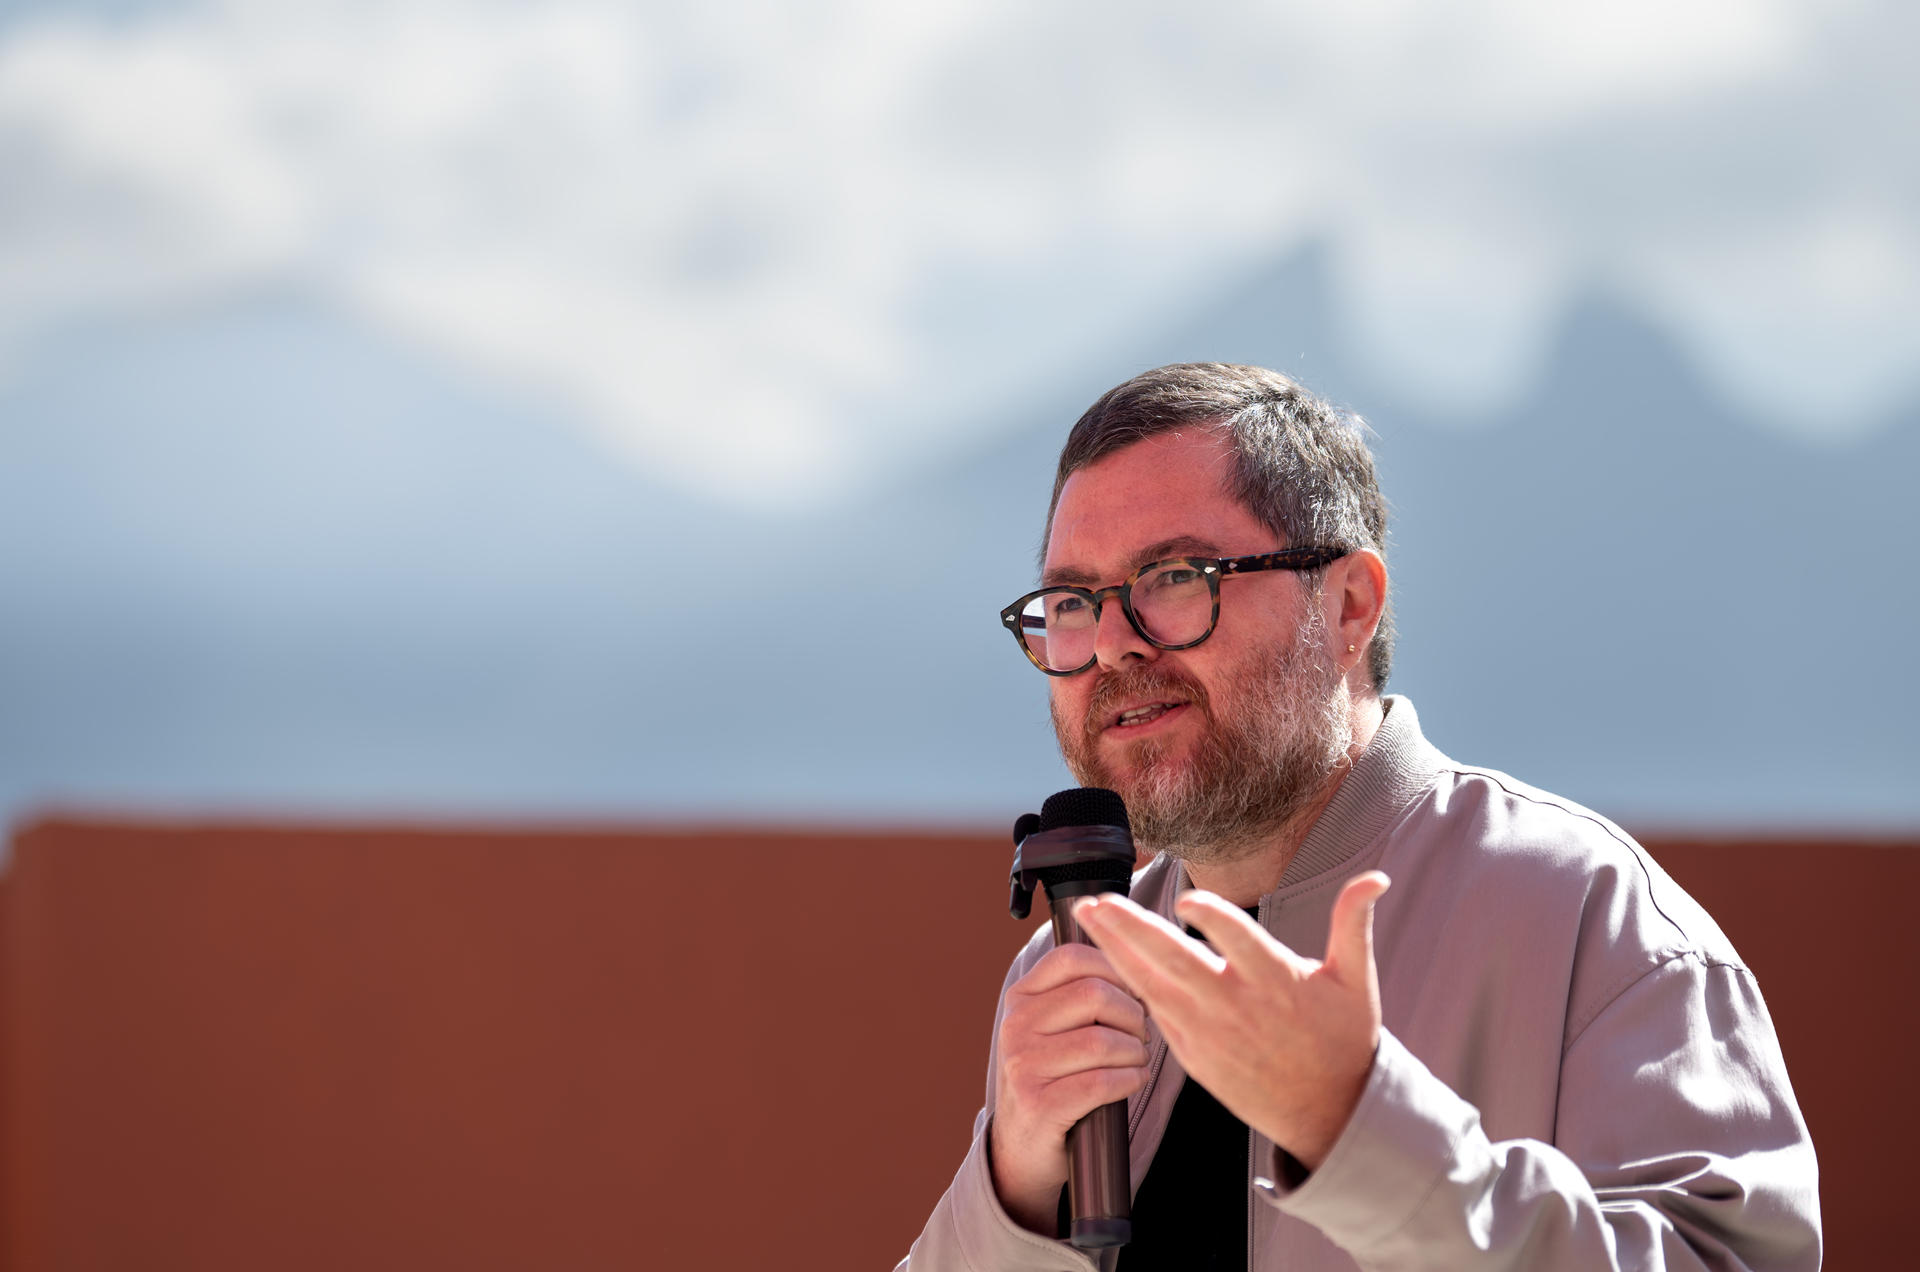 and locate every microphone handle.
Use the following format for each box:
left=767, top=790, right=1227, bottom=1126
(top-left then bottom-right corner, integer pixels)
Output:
left=1050, top=893, right=1132, bottom=1249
